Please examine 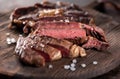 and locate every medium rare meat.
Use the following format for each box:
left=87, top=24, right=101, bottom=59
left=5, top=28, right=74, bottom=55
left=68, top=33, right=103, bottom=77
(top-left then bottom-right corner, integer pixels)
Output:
left=9, top=1, right=94, bottom=33
left=82, top=36, right=109, bottom=50
left=34, top=22, right=106, bottom=42
left=34, top=29, right=86, bottom=39
left=15, top=35, right=86, bottom=66
left=15, top=36, right=46, bottom=66
left=13, top=1, right=109, bottom=67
